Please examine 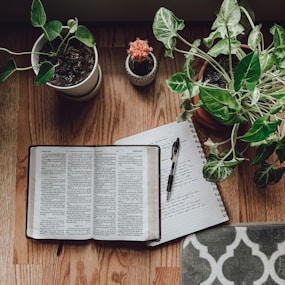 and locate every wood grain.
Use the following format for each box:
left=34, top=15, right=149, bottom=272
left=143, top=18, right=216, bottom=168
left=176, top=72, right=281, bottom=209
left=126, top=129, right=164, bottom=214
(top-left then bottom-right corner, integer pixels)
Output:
left=0, top=22, right=284, bottom=284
